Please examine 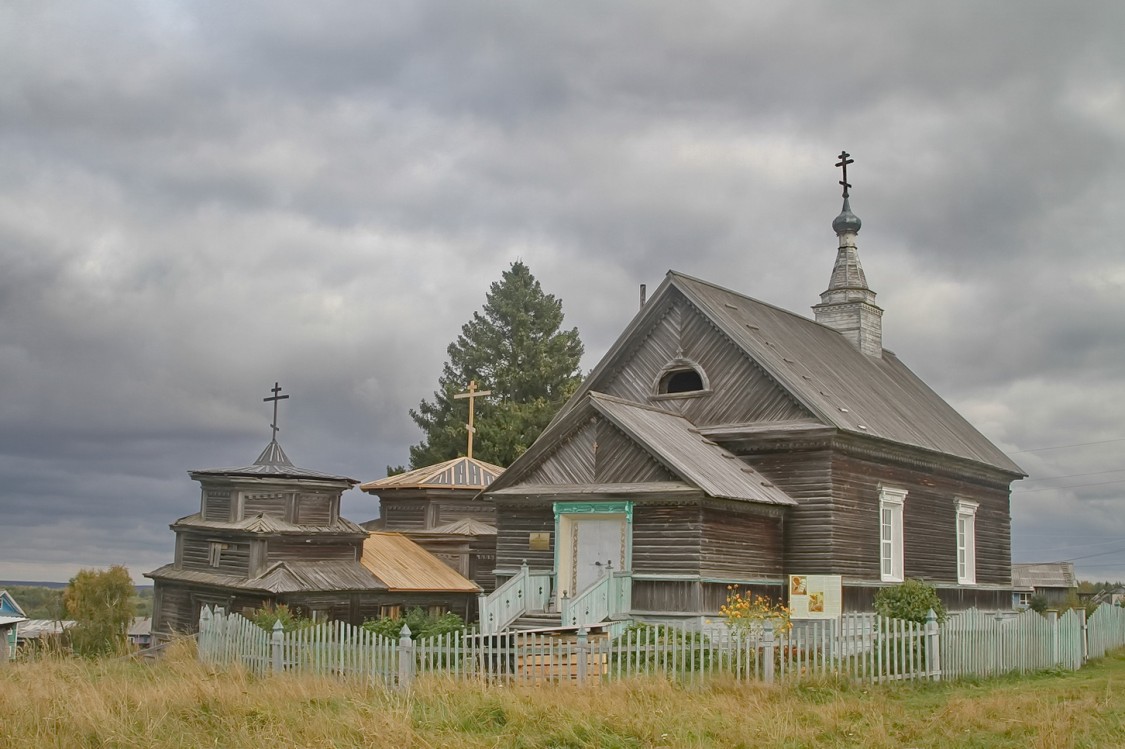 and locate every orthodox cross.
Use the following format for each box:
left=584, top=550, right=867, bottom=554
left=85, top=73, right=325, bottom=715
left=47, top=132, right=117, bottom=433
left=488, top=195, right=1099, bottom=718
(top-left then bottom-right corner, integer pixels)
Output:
left=263, top=382, right=290, bottom=441
left=453, top=380, right=492, bottom=459
left=836, top=150, right=854, bottom=198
